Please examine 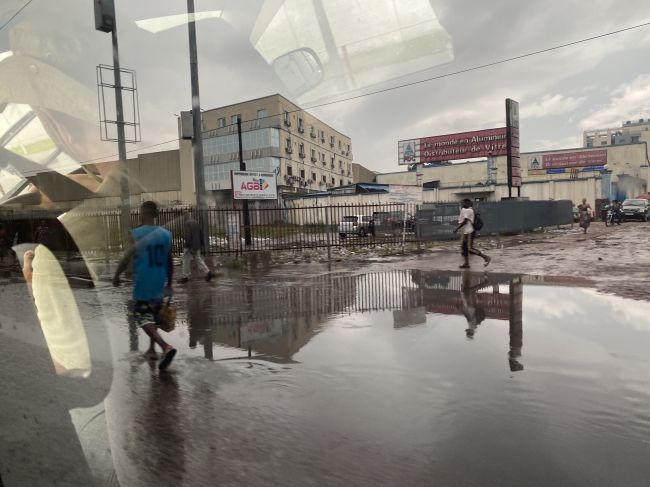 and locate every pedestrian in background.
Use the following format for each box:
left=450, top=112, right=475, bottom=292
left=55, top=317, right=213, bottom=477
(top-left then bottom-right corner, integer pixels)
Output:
left=178, top=210, right=214, bottom=284
left=113, top=201, right=177, bottom=370
left=578, top=198, right=592, bottom=234
left=454, top=199, right=491, bottom=269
